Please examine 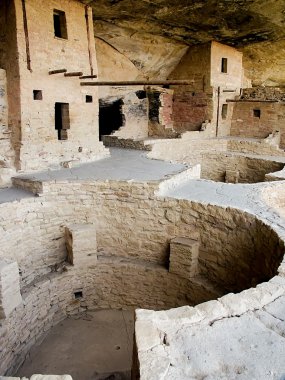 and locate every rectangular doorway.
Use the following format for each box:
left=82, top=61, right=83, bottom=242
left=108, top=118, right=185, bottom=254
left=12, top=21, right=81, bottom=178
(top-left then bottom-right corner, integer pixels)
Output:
left=55, top=103, right=70, bottom=140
